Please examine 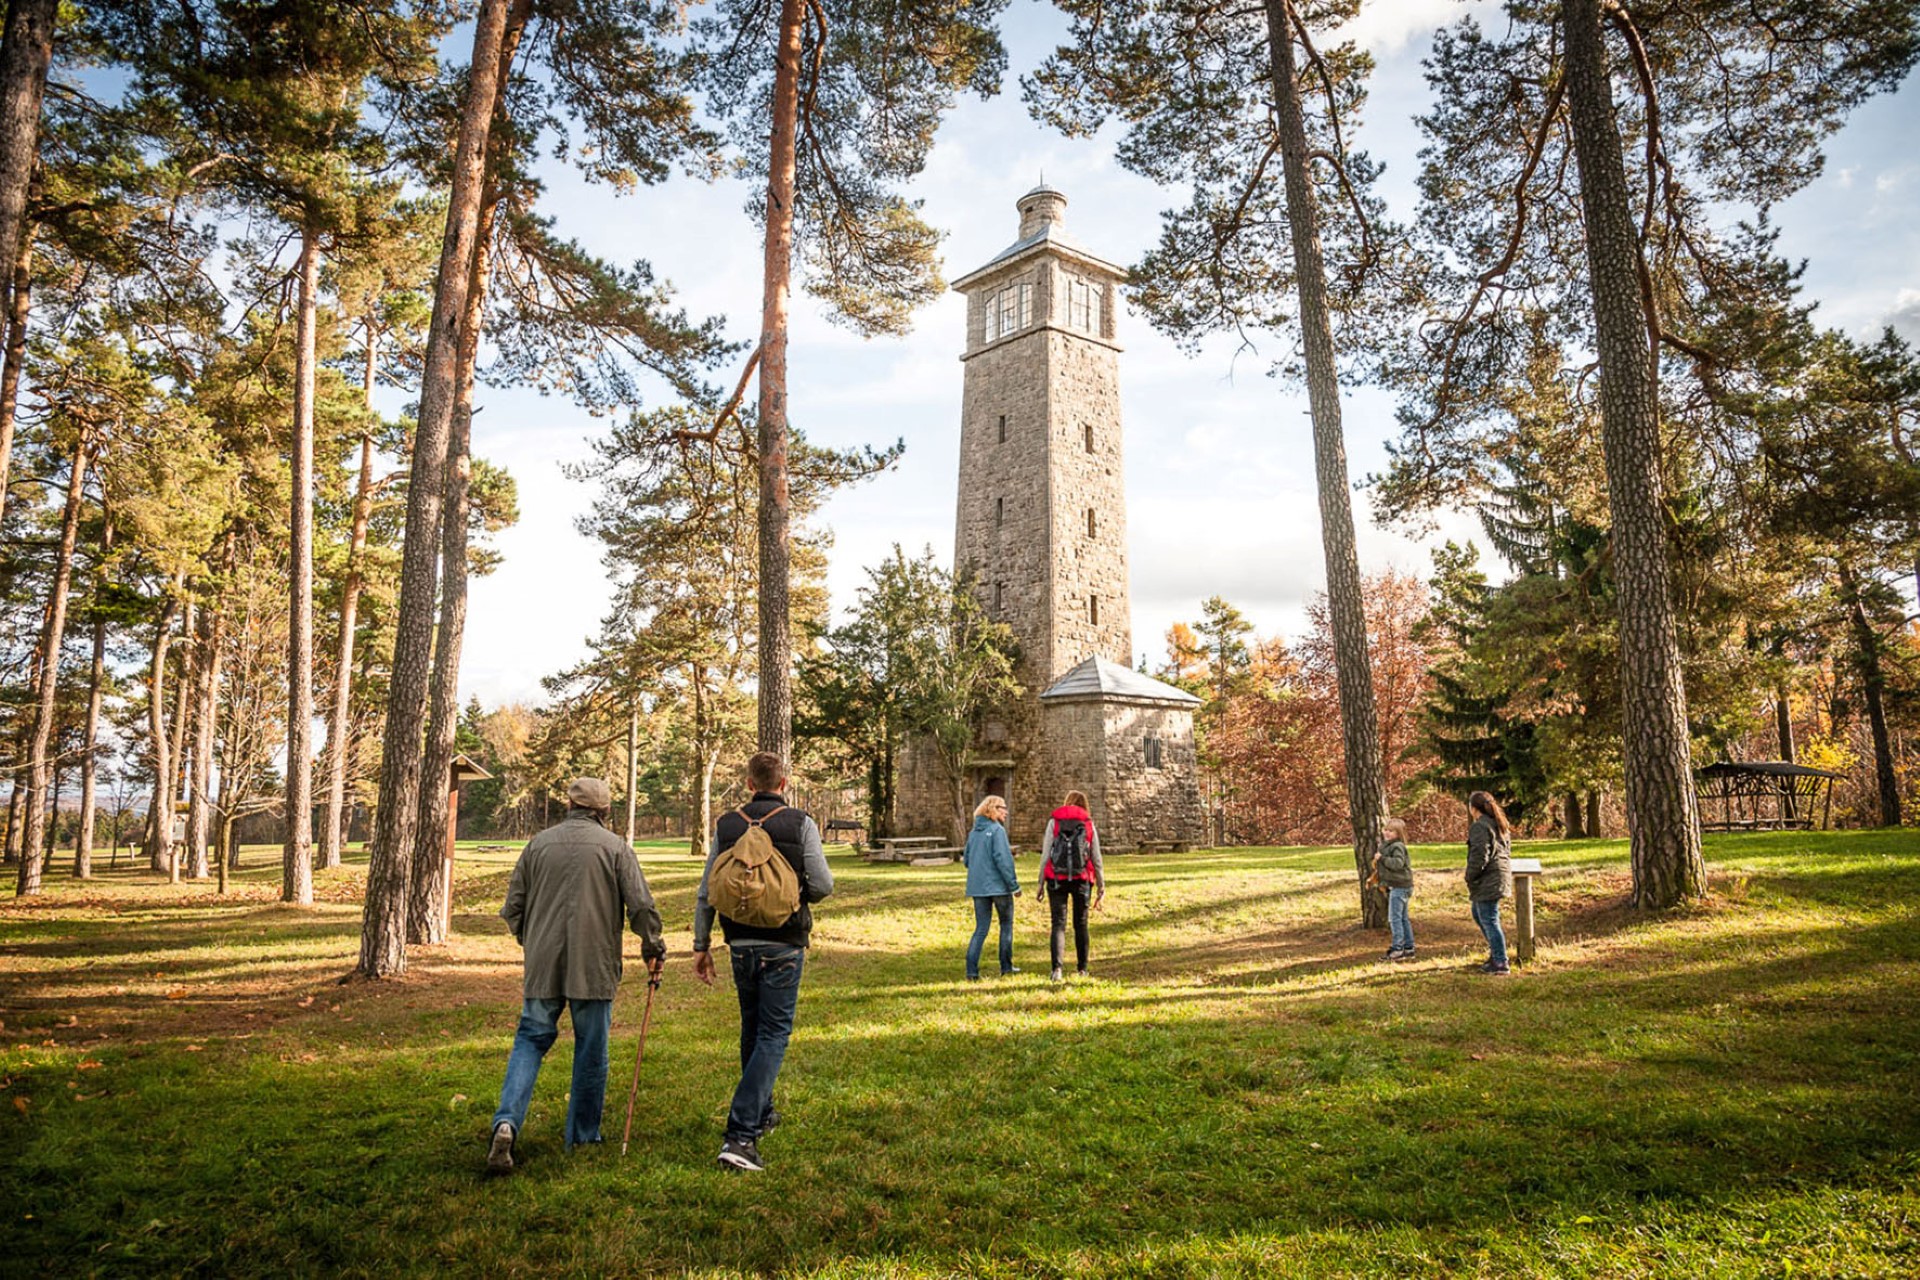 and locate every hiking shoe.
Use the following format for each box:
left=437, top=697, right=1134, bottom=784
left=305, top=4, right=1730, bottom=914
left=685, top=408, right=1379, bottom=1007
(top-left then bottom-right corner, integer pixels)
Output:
left=717, top=1137, right=764, bottom=1172
left=486, top=1122, right=515, bottom=1175
left=1050, top=967, right=1064, bottom=983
